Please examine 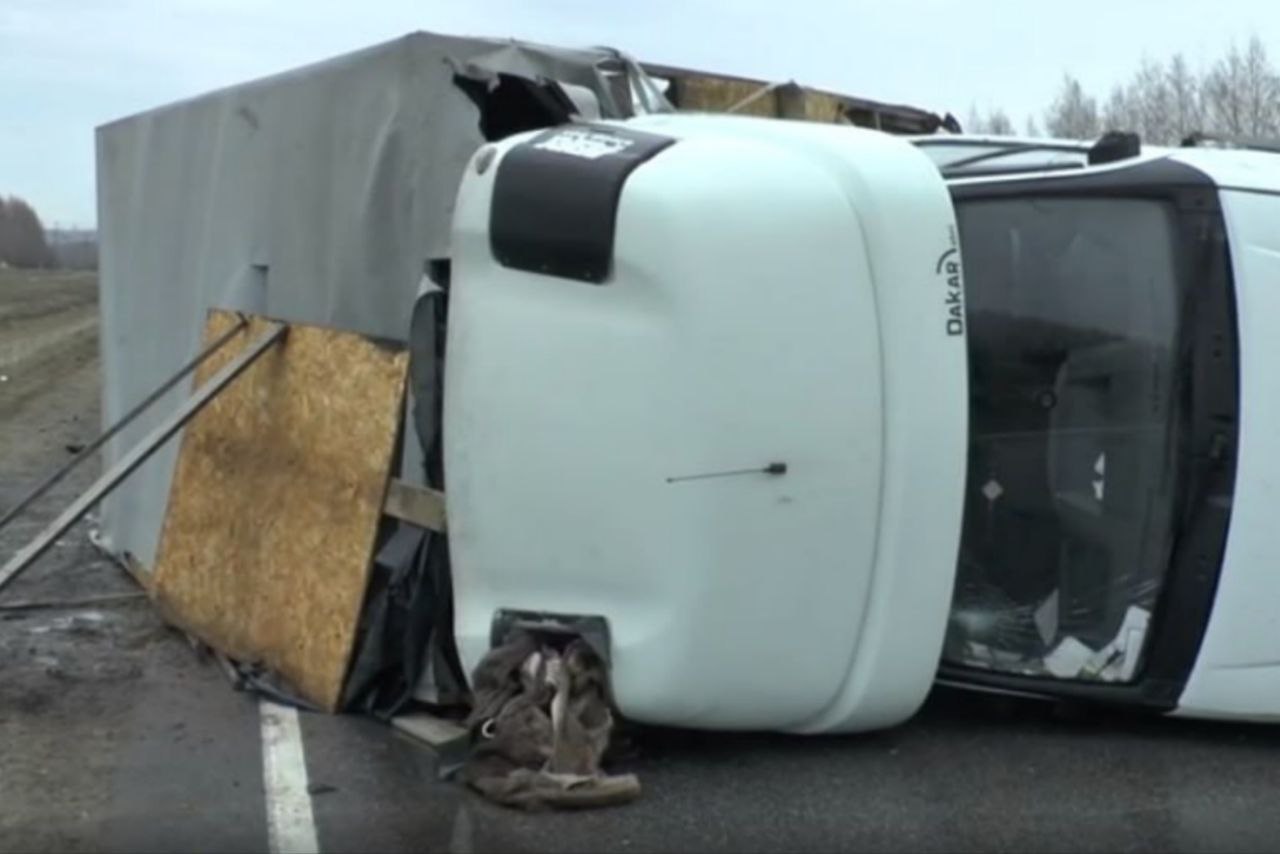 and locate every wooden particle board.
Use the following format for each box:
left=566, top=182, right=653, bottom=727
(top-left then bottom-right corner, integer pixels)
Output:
left=673, top=76, right=778, bottom=117
left=382, top=478, right=447, bottom=533
left=391, top=711, right=468, bottom=748
left=670, top=76, right=849, bottom=125
left=150, top=309, right=409, bottom=711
